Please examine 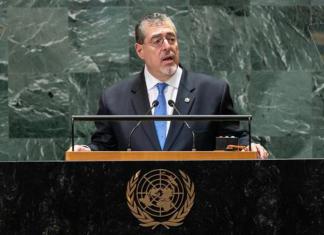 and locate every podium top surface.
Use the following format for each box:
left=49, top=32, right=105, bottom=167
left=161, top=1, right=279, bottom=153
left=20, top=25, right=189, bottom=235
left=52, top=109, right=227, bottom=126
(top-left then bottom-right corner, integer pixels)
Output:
left=65, top=151, right=257, bottom=161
